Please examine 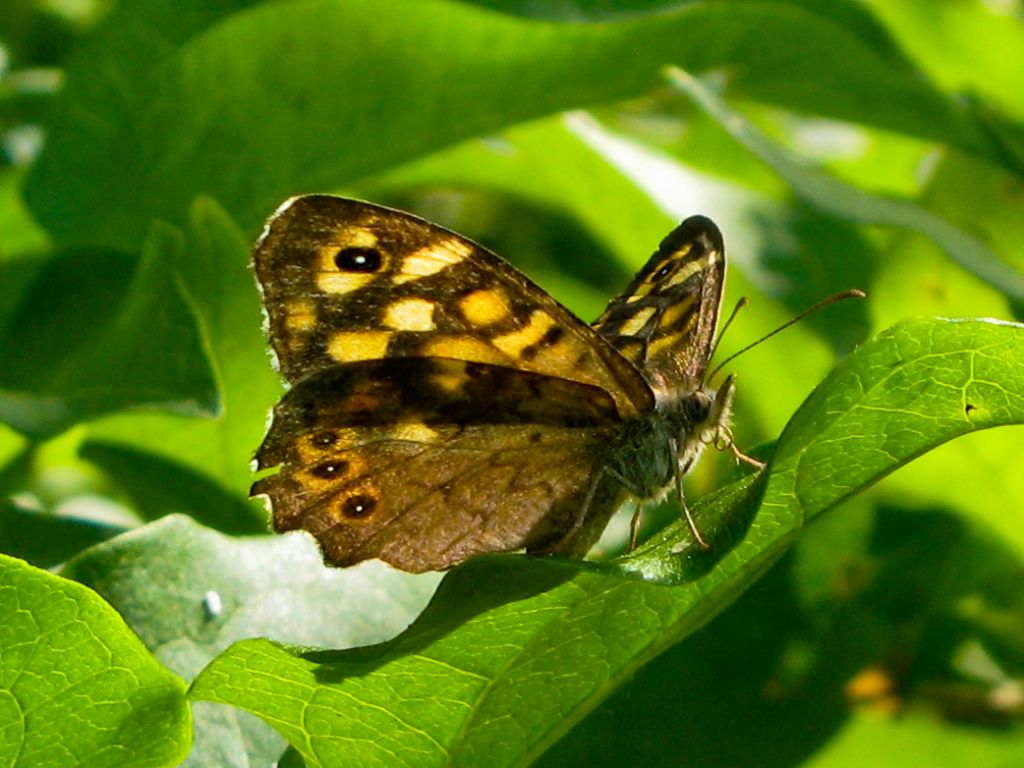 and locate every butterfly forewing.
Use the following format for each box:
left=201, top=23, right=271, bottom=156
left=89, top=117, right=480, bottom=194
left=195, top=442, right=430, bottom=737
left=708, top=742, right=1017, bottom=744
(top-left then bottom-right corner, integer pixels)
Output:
left=592, top=216, right=725, bottom=396
left=254, top=195, right=653, bottom=418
